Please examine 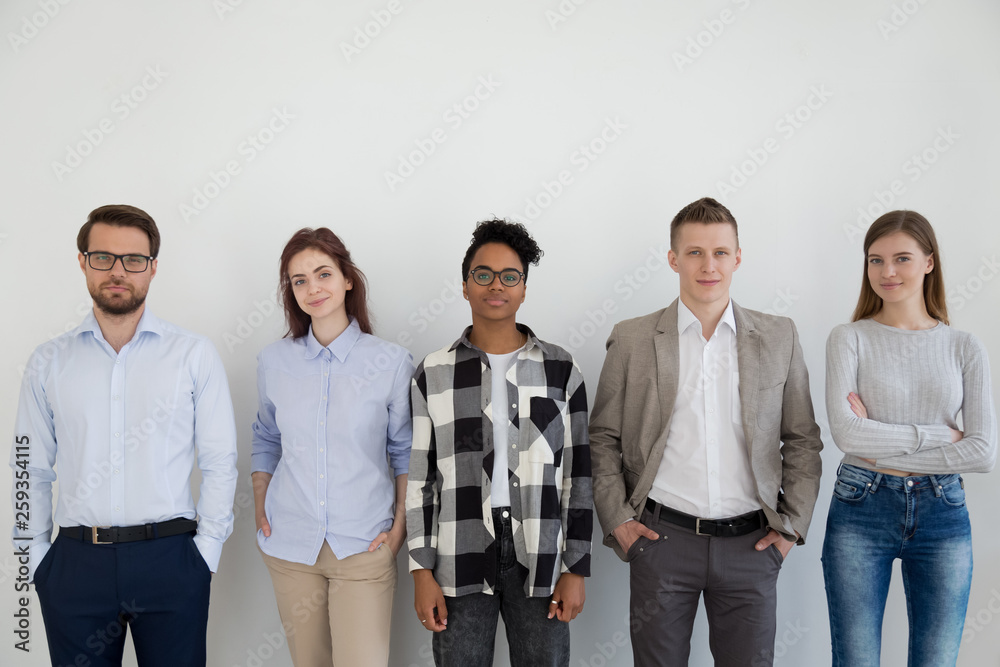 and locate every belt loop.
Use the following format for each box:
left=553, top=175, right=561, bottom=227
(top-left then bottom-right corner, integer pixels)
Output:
left=145, top=523, right=153, bottom=540
left=928, top=476, right=942, bottom=497
left=836, top=462, right=843, bottom=476
left=870, top=473, right=883, bottom=493
left=152, top=522, right=159, bottom=539
left=651, top=498, right=662, bottom=524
